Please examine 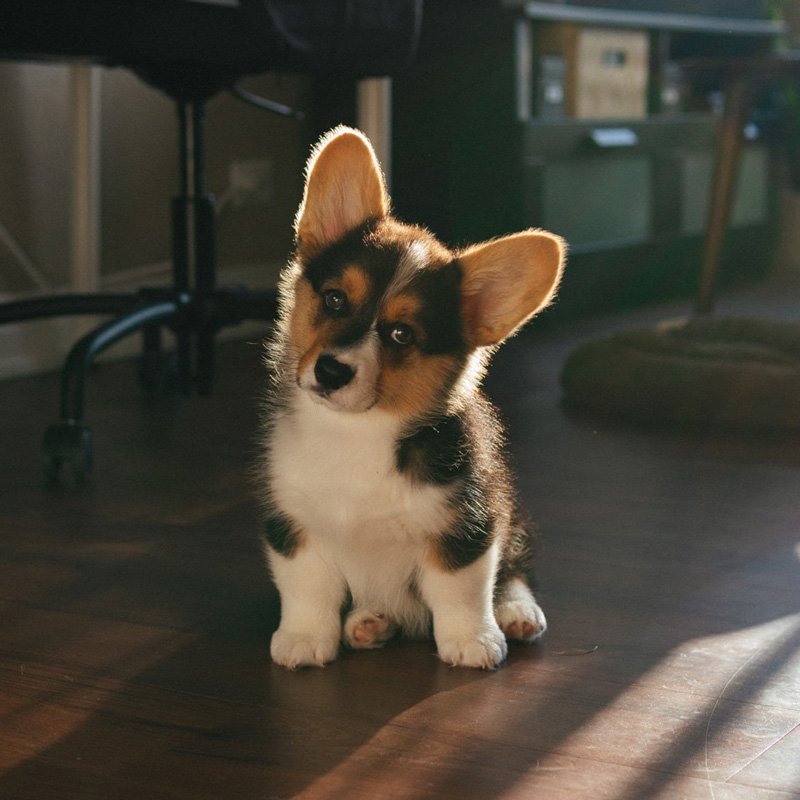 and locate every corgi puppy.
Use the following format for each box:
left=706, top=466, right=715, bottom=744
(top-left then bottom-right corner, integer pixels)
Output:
left=260, top=127, right=565, bottom=669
